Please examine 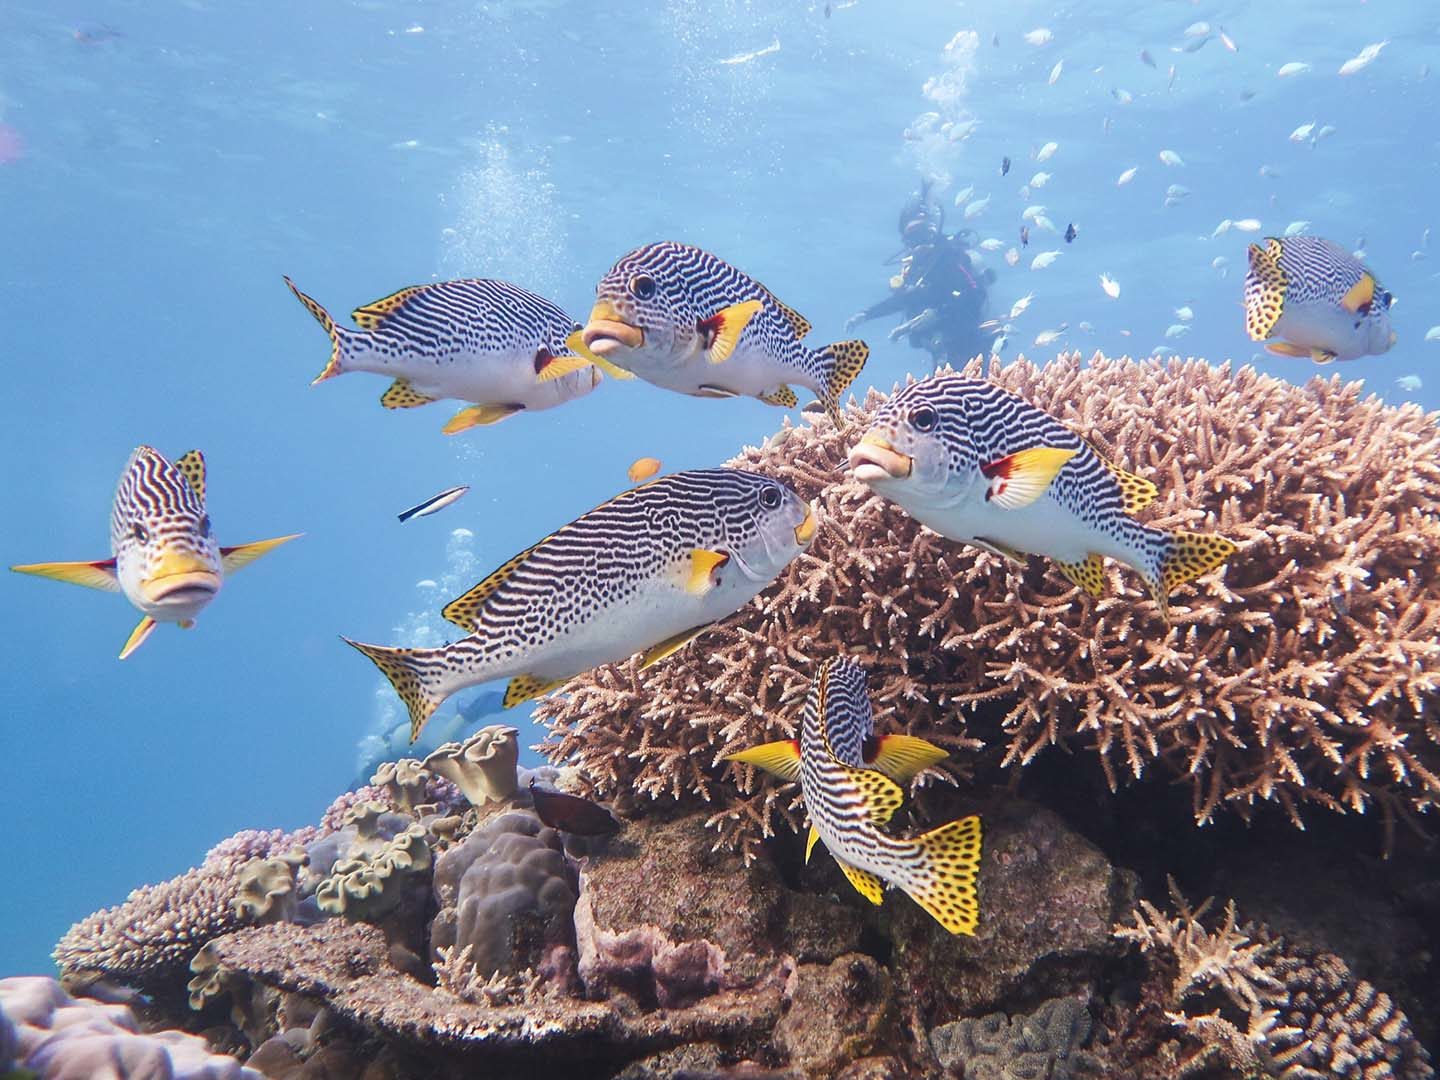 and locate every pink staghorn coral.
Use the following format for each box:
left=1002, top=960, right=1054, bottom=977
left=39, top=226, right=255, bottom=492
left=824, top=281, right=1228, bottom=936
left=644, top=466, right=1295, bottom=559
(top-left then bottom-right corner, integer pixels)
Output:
left=535, top=354, right=1440, bottom=854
